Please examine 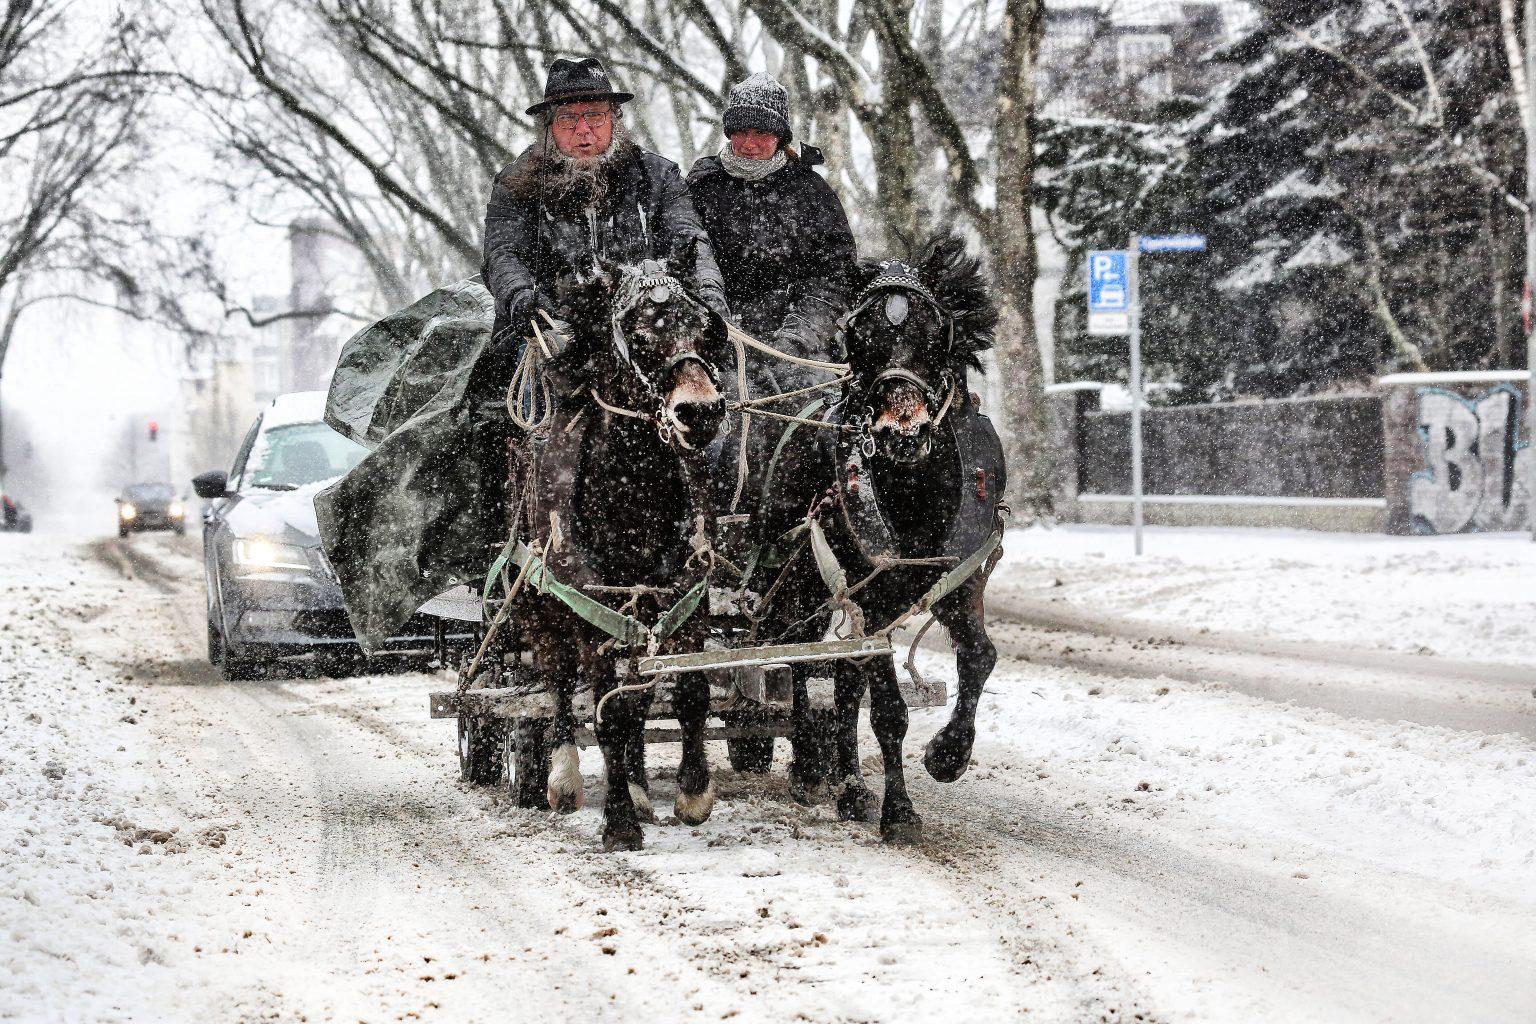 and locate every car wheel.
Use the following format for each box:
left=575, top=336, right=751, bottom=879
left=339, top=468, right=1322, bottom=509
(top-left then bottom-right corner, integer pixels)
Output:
left=208, top=603, right=260, bottom=681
